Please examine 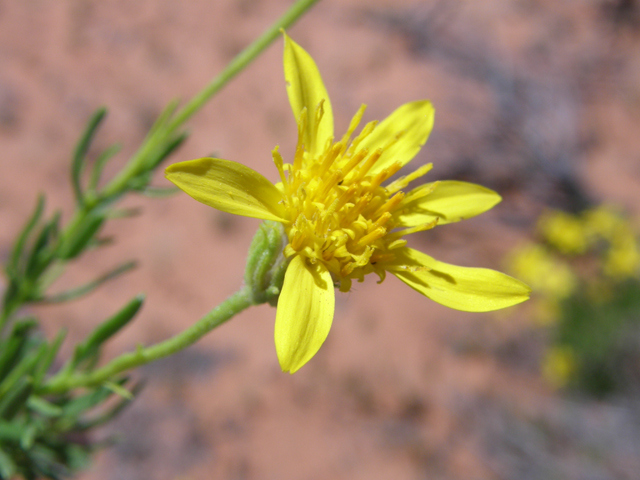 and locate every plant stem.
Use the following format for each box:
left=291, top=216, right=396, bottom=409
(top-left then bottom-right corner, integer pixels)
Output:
left=167, top=0, right=320, bottom=130
left=101, top=0, right=319, bottom=199
left=40, top=287, right=254, bottom=394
